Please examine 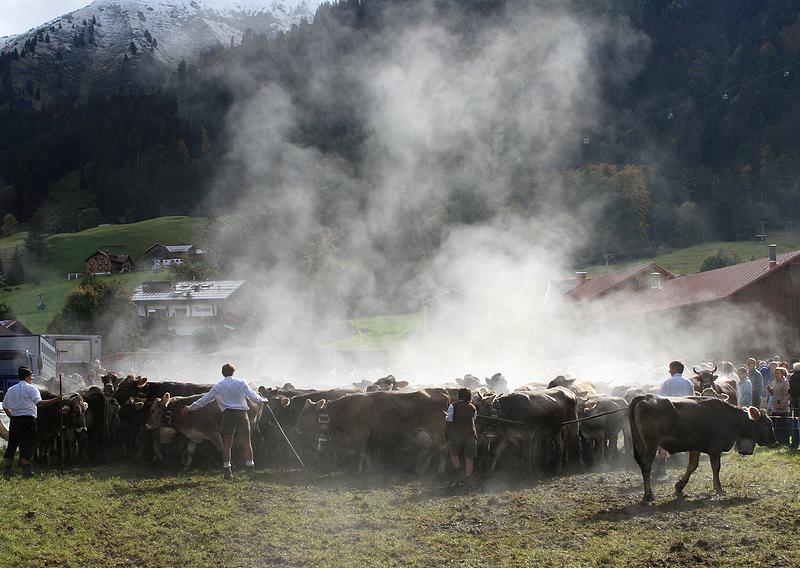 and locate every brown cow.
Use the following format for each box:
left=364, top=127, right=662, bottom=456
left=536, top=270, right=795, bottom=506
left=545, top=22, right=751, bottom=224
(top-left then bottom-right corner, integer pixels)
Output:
left=577, top=395, right=630, bottom=463
left=629, top=394, right=777, bottom=503
left=294, top=390, right=448, bottom=474
left=489, top=386, right=579, bottom=474
left=145, top=393, right=262, bottom=468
